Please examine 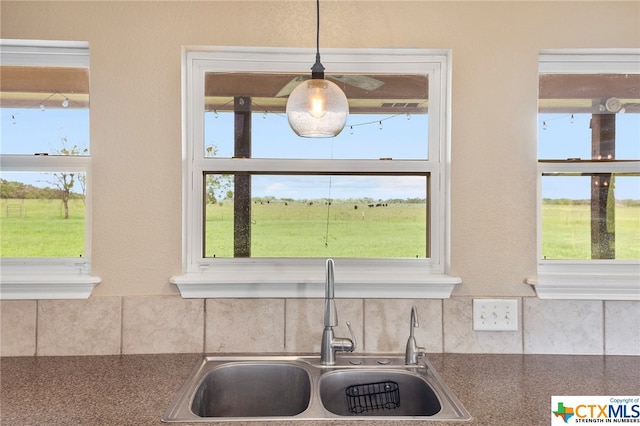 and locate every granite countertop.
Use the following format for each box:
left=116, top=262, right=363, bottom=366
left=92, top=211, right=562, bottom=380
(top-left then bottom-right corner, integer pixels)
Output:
left=1, top=353, right=638, bottom=426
